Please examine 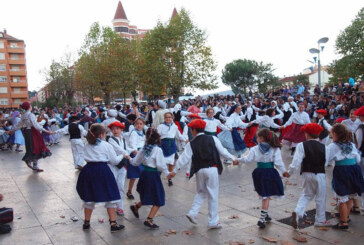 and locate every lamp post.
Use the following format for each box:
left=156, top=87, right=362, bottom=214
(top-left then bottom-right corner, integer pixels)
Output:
left=309, top=37, right=329, bottom=89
